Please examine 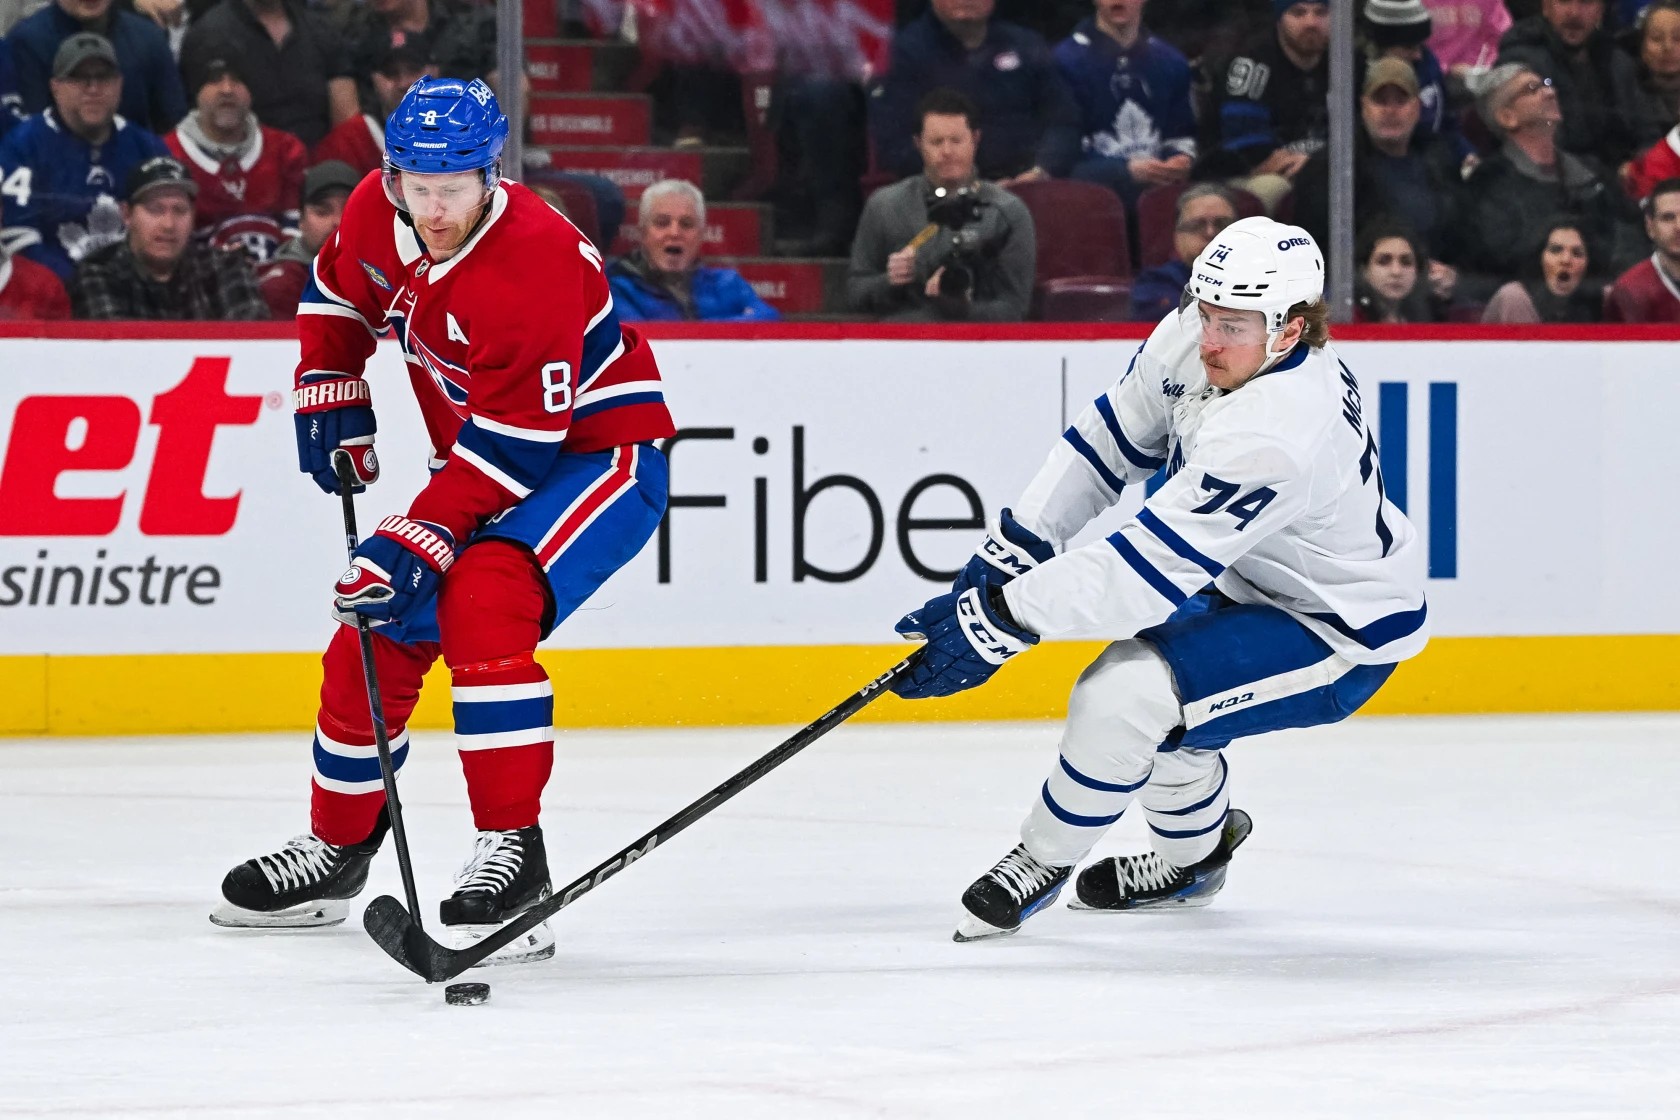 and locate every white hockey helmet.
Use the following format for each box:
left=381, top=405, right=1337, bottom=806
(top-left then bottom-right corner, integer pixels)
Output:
left=1186, top=216, right=1325, bottom=335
